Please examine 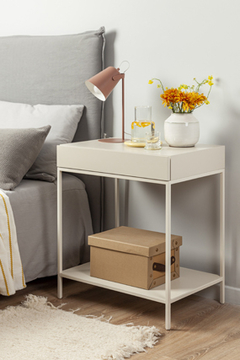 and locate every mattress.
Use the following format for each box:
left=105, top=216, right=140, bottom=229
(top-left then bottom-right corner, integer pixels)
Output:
left=6, top=174, right=93, bottom=283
